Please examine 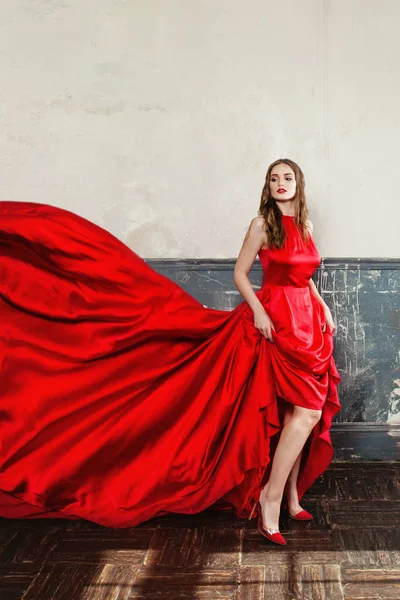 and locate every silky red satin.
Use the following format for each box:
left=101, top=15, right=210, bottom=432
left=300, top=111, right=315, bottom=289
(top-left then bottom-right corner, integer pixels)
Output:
left=0, top=202, right=341, bottom=527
